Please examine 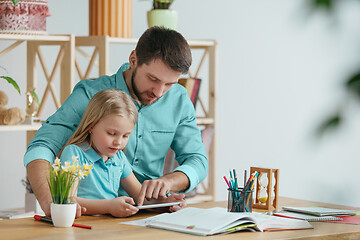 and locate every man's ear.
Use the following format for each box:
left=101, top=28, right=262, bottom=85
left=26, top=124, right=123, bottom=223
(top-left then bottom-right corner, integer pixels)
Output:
left=129, top=50, right=137, bottom=68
